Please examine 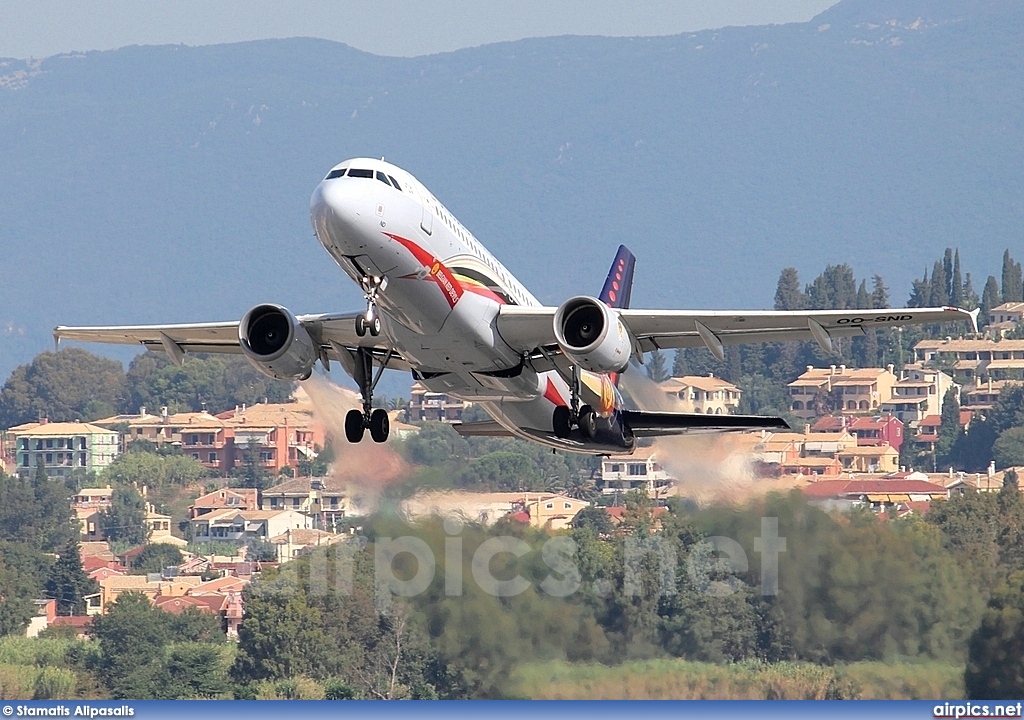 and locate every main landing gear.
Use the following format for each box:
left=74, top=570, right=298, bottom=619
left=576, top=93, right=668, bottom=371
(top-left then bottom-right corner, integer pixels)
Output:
left=344, top=347, right=394, bottom=444
left=354, top=274, right=388, bottom=337
left=552, top=365, right=598, bottom=440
